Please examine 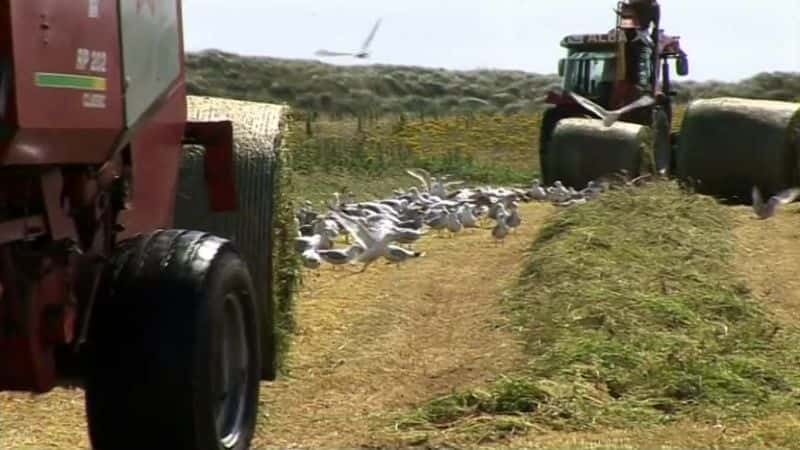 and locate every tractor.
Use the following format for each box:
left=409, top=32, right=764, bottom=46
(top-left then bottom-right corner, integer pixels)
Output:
left=539, top=0, right=690, bottom=188
left=0, top=1, right=281, bottom=449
